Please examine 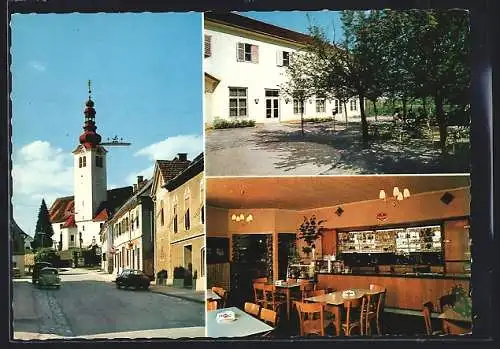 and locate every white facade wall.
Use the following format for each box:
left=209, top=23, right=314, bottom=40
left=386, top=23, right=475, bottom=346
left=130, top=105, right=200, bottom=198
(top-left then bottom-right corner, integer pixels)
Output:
left=204, top=25, right=361, bottom=125
left=51, top=223, right=79, bottom=251
left=73, top=146, right=107, bottom=249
